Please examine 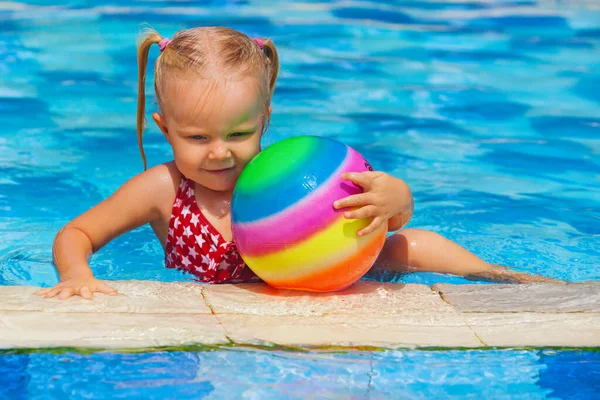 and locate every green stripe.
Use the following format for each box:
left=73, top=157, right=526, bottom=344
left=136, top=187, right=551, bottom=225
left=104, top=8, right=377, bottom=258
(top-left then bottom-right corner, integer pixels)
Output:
left=236, top=136, right=318, bottom=193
